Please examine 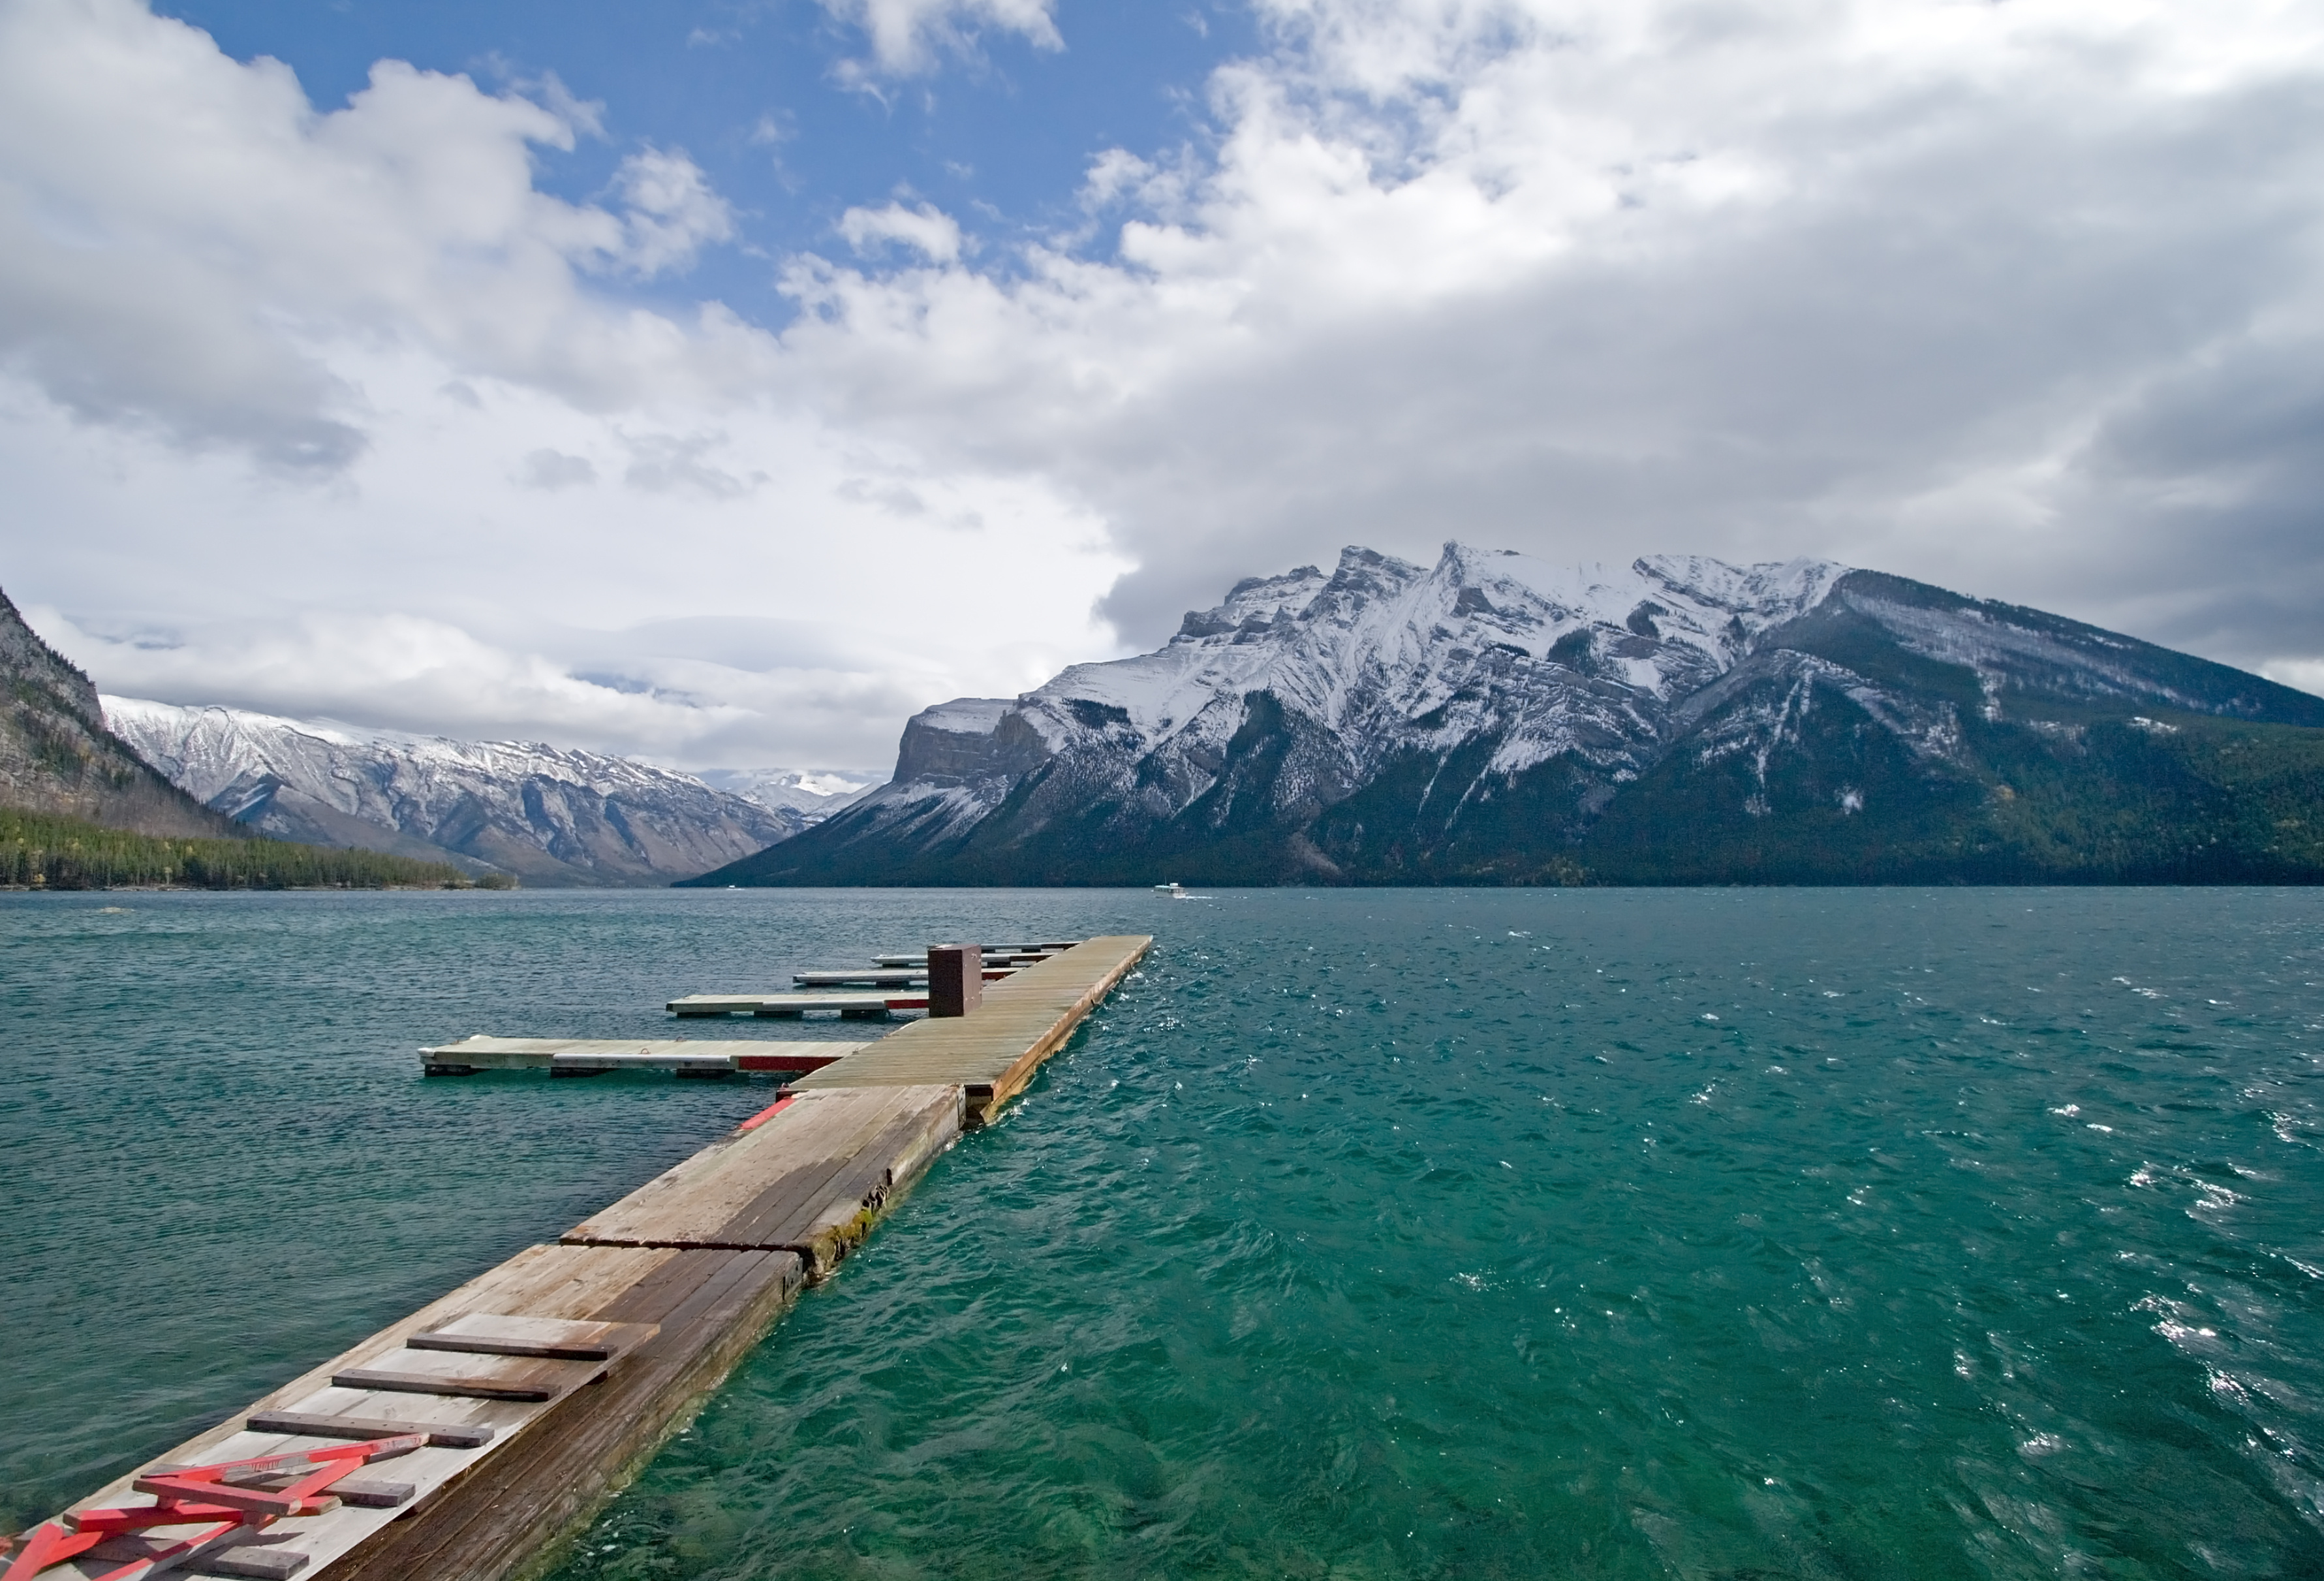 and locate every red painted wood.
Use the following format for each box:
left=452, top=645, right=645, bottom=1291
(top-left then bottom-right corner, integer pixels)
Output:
left=131, top=1475, right=325, bottom=1519
left=65, top=1499, right=248, bottom=1534
left=4, top=1521, right=102, bottom=1579
left=4, top=1433, right=426, bottom=1579
left=736, top=1095, right=798, bottom=1131
left=733, top=1051, right=847, bottom=1073
left=81, top=1518, right=243, bottom=1581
